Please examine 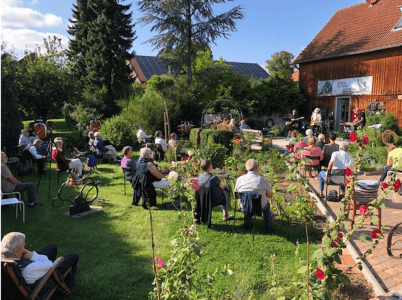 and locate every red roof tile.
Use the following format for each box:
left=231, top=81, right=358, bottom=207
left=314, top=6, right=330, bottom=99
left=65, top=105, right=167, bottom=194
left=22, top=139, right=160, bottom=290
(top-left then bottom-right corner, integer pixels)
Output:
left=294, top=0, right=402, bottom=64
